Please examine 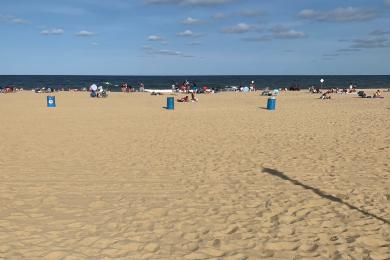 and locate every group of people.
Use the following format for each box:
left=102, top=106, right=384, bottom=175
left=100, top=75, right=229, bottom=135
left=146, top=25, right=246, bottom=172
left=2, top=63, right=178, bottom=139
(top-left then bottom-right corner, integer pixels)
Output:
left=89, top=84, right=108, bottom=98
left=171, top=81, right=215, bottom=94
left=177, top=92, right=198, bottom=102
left=0, top=86, right=21, bottom=93
left=120, top=83, right=145, bottom=93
